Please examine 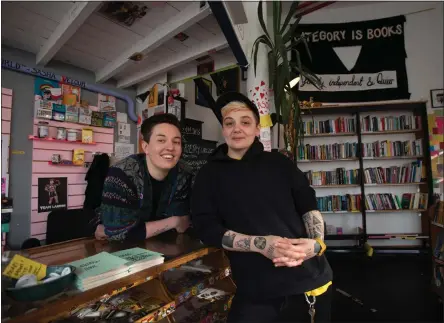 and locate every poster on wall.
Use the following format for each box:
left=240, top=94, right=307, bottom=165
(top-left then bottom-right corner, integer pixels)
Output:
left=169, top=99, right=182, bottom=121
left=115, top=142, right=134, bottom=161
left=61, top=84, right=81, bottom=105
left=293, top=15, right=410, bottom=102
left=118, top=122, right=131, bottom=143
left=148, top=84, right=165, bottom=109
left=34, top=78, right=62, bottom=101
left=210, top=67, right=240, bottom=96
left=37, top=177, right=67, bottom=213
left=195, top=78, right=212, bottom=108
left=98, top=94, right=117, bottom=112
